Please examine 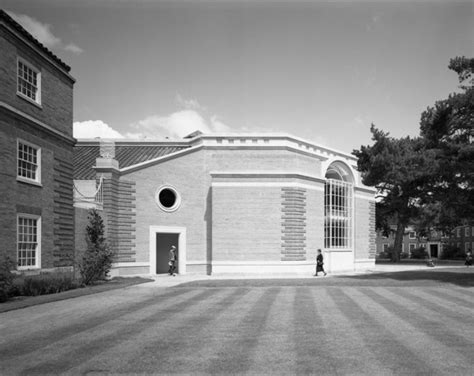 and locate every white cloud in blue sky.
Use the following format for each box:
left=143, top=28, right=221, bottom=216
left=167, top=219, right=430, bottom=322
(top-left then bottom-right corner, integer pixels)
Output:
left=126, top=99, right=232, bottom=139
left=73, top=120, right=124, bottom=139
left=7, top=10, right=83, bottom=54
